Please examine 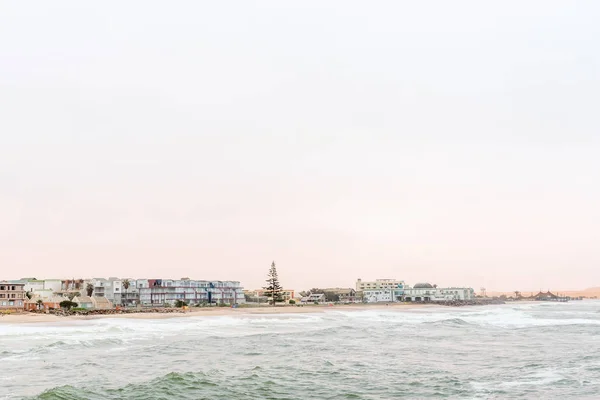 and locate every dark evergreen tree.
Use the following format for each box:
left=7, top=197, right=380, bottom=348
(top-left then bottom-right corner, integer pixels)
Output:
left=263, top=261, right=283, bottom=306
